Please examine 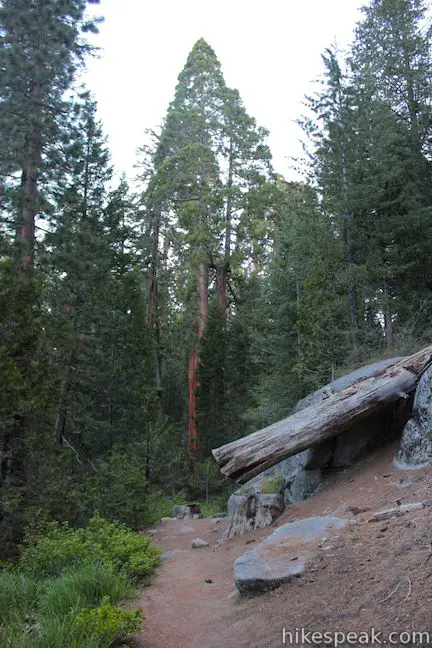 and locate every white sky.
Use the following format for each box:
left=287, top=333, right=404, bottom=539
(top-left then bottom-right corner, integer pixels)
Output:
left=84, top=0, right=364, bottom=181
